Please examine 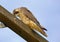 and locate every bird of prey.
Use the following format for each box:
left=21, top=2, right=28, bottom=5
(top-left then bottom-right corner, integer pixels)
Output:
left=13, top=7, right=47, bottom=37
